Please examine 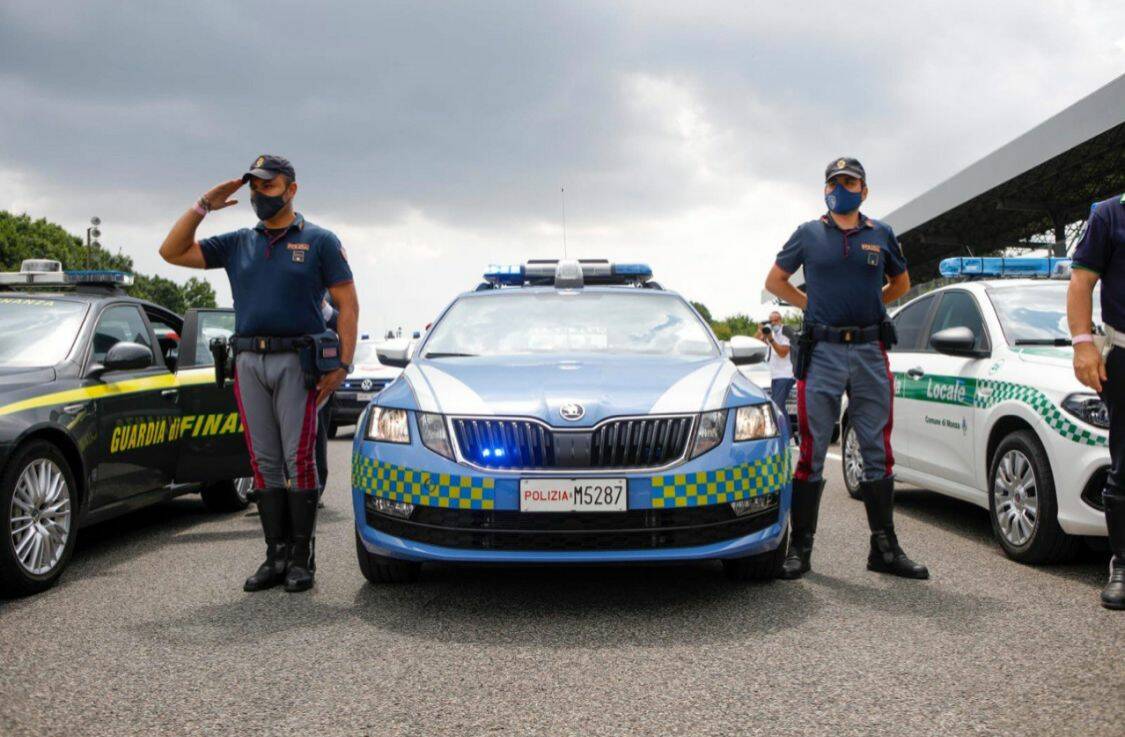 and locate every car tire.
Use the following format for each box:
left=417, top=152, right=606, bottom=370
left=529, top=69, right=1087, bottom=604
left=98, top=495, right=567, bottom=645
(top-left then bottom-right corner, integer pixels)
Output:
left=722, top=525, right=789, bottom=582
left=356, top=531, right=421, bottom=583
left=988, top=430, right=1078, bottom=564
left=200, top=477, right=253, bottom=513
left=0, top=440, right=79, bottom=597
left=841, top=422, right=863, bottom=500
